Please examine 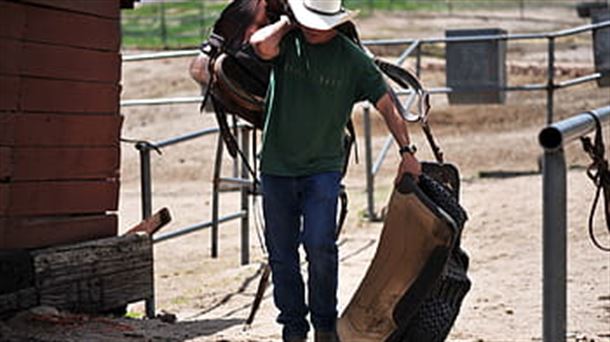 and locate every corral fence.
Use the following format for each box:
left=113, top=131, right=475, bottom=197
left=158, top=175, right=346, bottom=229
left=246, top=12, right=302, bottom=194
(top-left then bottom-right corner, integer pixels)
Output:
left=122, top=17, right=610, bottom=234
left=121, top=0, right=598, bottom=49
left=360, top=16, right=609, bottom=220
